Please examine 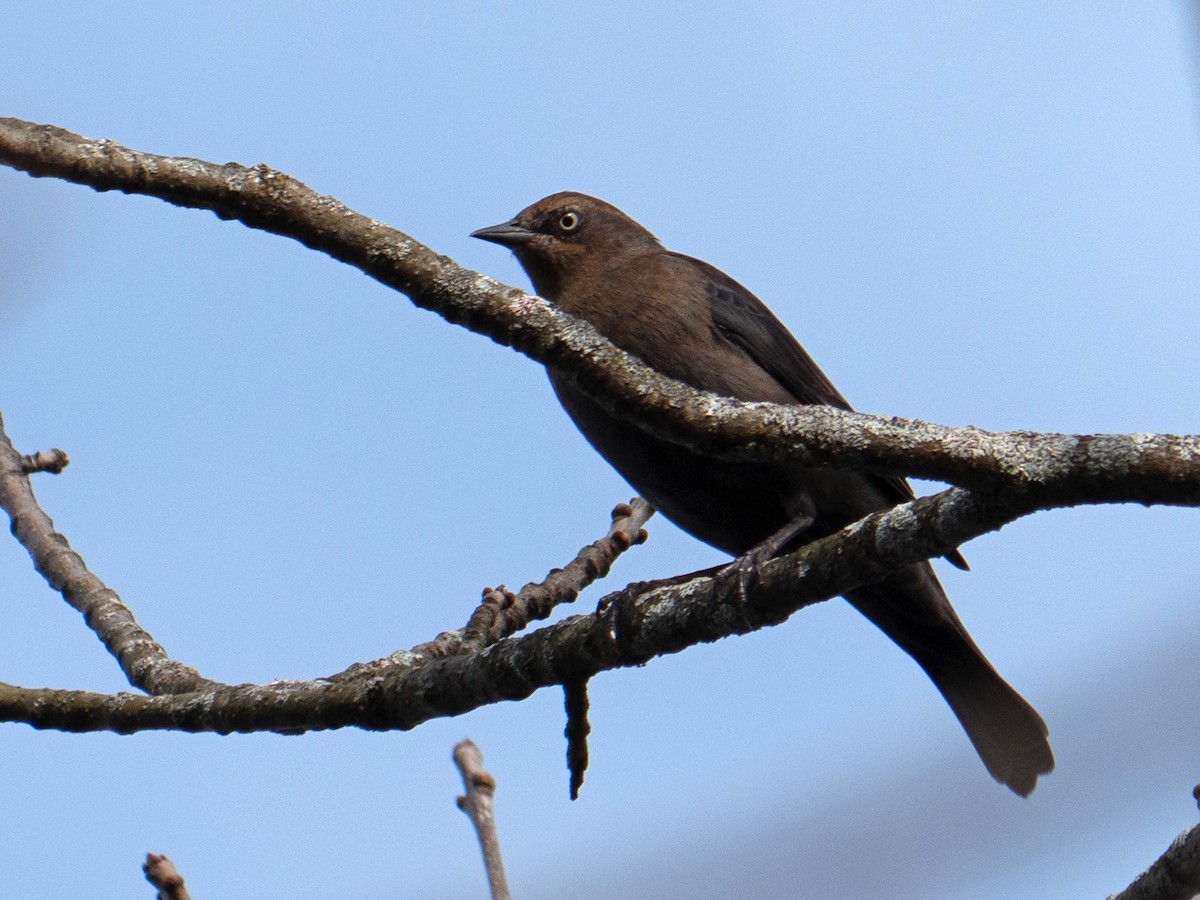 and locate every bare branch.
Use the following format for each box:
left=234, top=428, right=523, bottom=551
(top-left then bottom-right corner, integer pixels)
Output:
left=2, top=117, right=1196, bottom=499
left=143, top=853, right=192, bottom=900
left=0, top=413, right=217, bottom=695
left=459, top=498, right=653, bottom=650
left=0, top=482, right=1041, bottom=736
left=0, top=118, right=1197, bottom=747
left=330, top=498, right=654, bottom=680
left=1108, top=821, right=1200, bottom=900
left=453, top=740, right=512, bottom=900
